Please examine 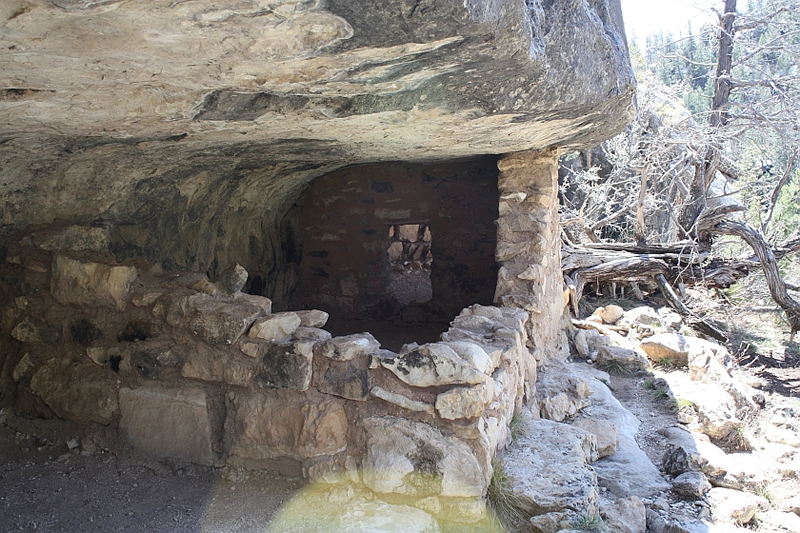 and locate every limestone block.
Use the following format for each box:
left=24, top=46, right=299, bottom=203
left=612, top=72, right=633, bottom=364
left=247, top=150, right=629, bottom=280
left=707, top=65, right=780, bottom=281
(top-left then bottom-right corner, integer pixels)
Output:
left=11, top=316, right=62, bottom=344
left=600, top=496, right=646, bottom=533
left=572, top=418, right=619, bottom=458
left=593, top=304, right=624, bottom=324
left=315, top=333, right=381, bottom=361
left=185, top=294, right=262, bottom=345
left=707, top=487, right=769, bottom=524
left=132, top=343, right=179, bottom=378
left=189, top=277, right=219, bottom=296
left=248, top=312, right=302, bottom=342
left=254, top=342, right=314, bottom=391
left=34, top=225, right=109, bottom=253
left=361, top=416, right=486, bottom=498
left=295, top=309, right=329, bottom=328
left=119, top=384, right=214, bottom=466
left=435, top=382, right=492, bottom=420
left=501, top=414, right=599, bottom=521
left=228, top=391, right=348, bottom=462
left=442, top=341, right=493, bottom=374
left=534, top=360, right=593, bottom=422
left=370, top=386, right=434, bottom=415
left=50, top=255, right=137, bottom=311
left=233, top=293, right=273, bottom=315
left=215, top=263, right=248, bottom=294
left=293, top=326, right=332, bottom=342
left=381, top=343, right=488, bottom=388
left=317, top=359, right=370, bottom=401
left=180, top=343, right=257, bottom=387
left=30, top=358, right=118, bottom=425
left=672, top=472, right=711, bottom=499
left=618, top=306, right=663, bottom=330
left=639, top=333, right=691, bottom=366
left=781, top=495, right=800, bottom=516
